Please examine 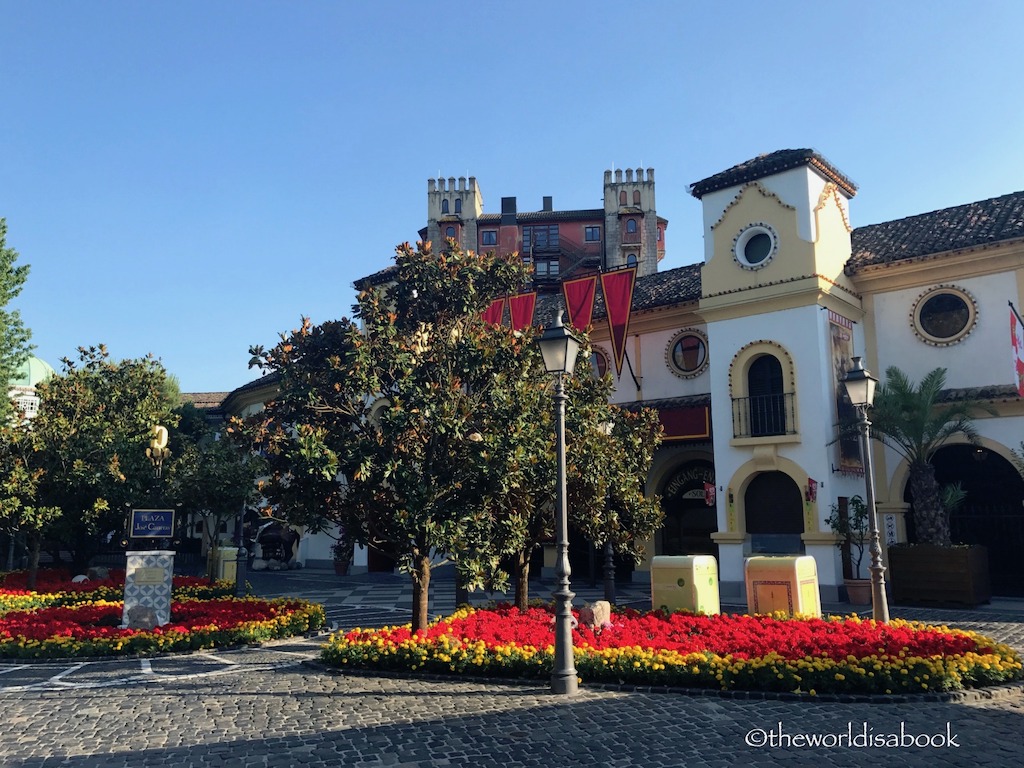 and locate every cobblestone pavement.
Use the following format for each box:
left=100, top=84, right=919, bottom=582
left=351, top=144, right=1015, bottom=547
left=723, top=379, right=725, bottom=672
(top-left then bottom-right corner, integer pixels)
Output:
left=0, top=569, right=1022, bottom=767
